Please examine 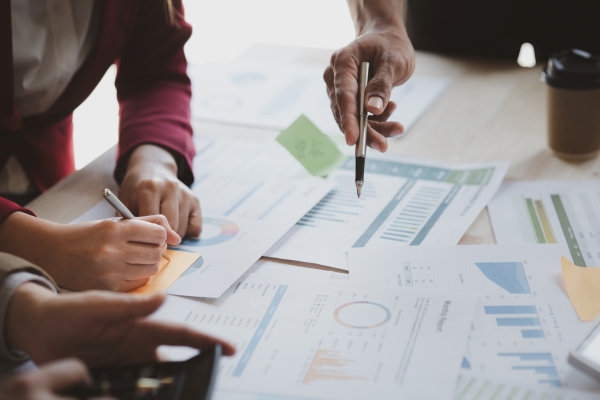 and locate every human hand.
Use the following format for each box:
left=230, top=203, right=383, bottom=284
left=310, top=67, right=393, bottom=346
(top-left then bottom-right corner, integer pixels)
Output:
left=324, top=29, right=415, bottom=152
left=0, top=358, right=92, bottom=400
left=0, top=212, right=181, bottom=292
left=6, top=283, right=236, bottom=367
left=120, top=144, right=202, bottom=238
